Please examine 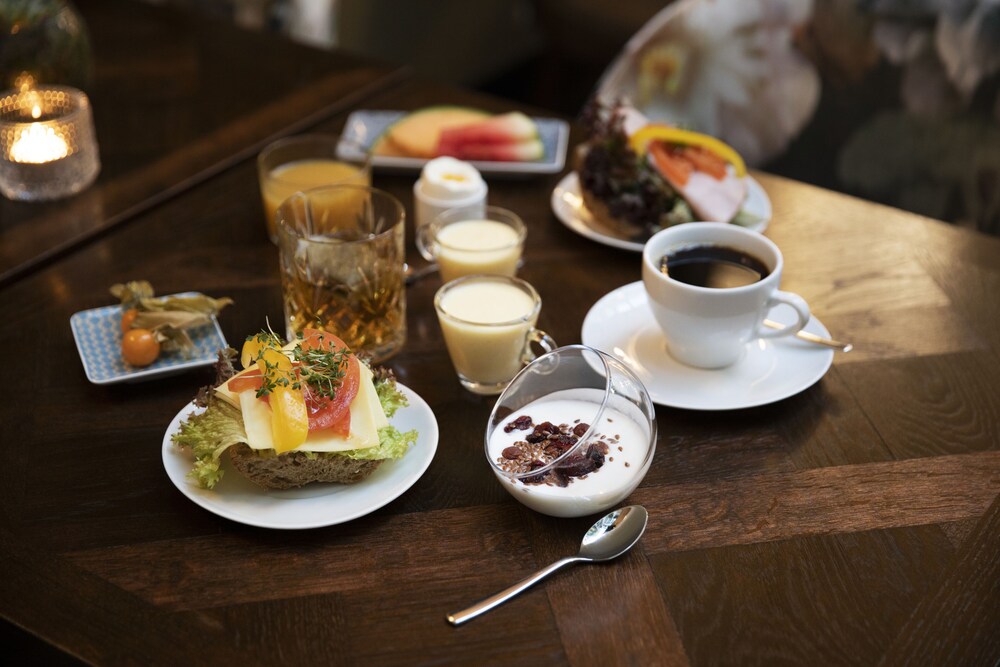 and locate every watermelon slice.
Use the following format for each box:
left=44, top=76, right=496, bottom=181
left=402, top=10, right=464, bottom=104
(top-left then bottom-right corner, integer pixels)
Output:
left=437, top=112, right=538, bottom=146
left=436, top=139, right=544, bottom=162
left=435, top=112, right=543, bottom=162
